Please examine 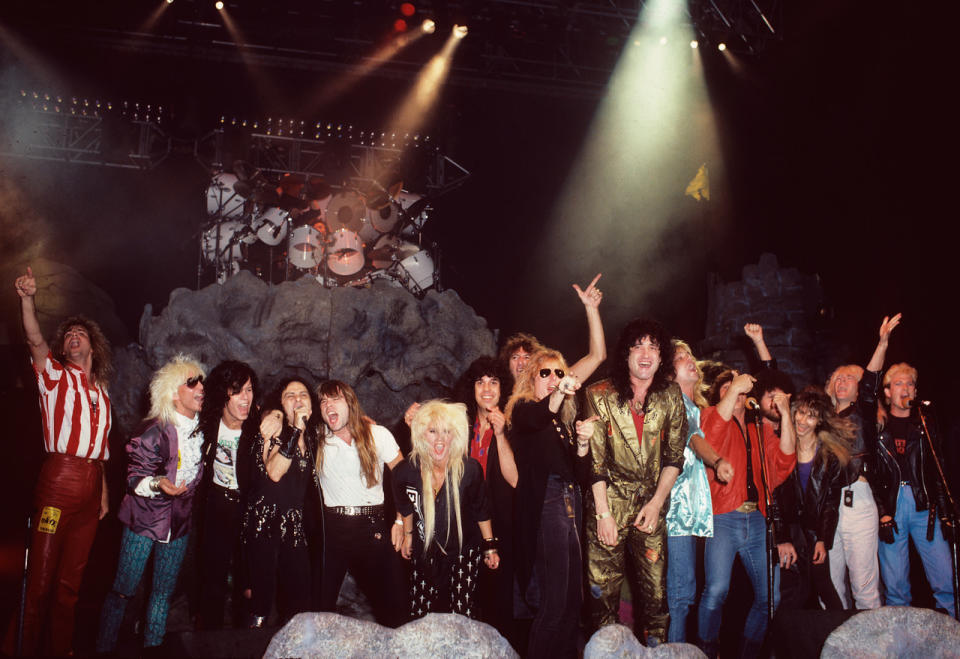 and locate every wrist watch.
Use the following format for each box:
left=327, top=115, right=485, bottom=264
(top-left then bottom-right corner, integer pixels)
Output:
left=595, top=510, right=611, bottom=521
